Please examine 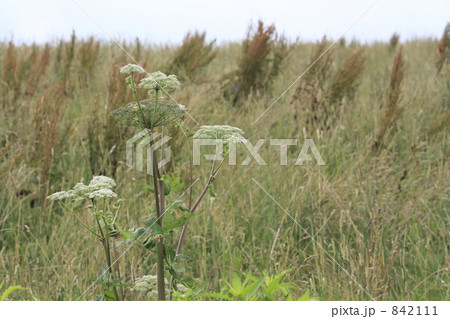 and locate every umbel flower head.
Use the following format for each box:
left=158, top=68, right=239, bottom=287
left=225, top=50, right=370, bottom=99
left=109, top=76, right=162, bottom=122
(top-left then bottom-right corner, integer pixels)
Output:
left=193, top=125, right=245, bottom=145
left=132, top=275, right=187, bottom=300
left=138, top=71, right=181, bottom=93
left=47, top=175, right=118, bottom=201
left=111, top=99, right=186, bottom=129
left=132, top=275, right=168, bottom=300
left=120, top=63, right=146, bottom=75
